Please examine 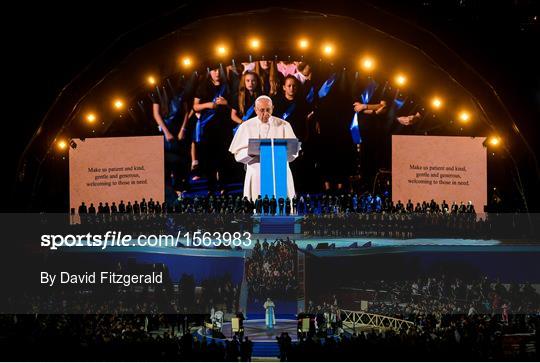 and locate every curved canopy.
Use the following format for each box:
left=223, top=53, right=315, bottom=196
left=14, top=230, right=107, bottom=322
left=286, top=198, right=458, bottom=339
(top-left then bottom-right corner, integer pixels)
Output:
left=16, top=5, right=538, bottom=211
